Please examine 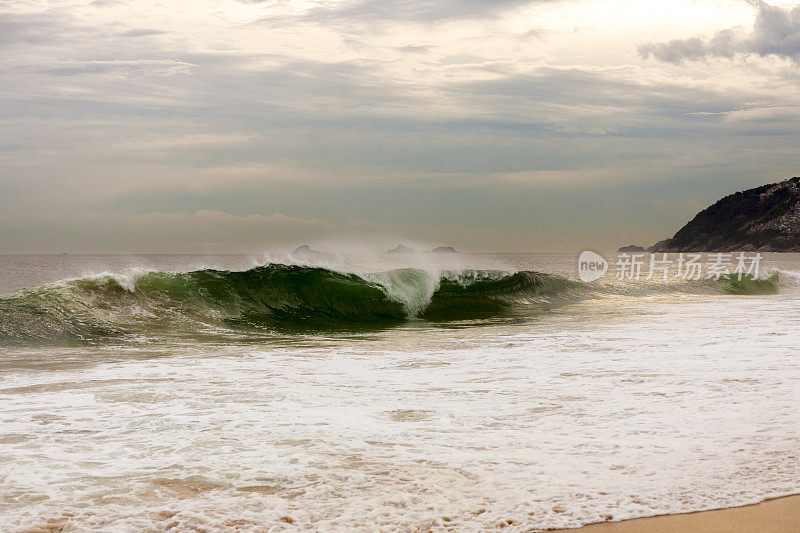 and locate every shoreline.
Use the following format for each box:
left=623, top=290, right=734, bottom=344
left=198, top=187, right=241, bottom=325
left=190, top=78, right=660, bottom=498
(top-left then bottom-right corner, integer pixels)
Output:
left=553, top=494, right=800, bottom=532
